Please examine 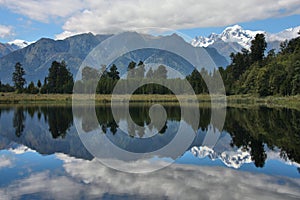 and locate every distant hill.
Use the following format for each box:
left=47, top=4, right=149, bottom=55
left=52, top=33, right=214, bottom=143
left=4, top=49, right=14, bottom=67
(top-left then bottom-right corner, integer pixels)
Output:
left=0, top=33, right=112, bottom=84
left=0, top=32, right=228, bottom=84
